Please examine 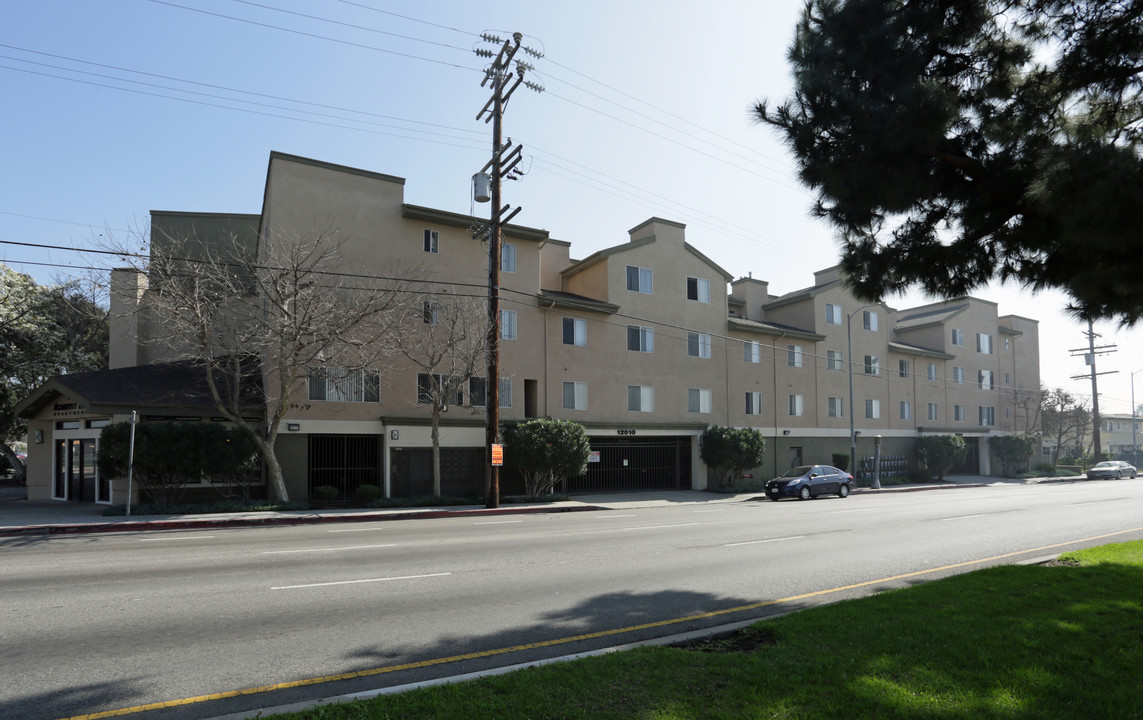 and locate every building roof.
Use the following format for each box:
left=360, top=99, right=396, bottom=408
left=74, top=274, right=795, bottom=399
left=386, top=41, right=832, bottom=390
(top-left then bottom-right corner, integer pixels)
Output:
left=537, top=289, right=621, bottom=314
left=895, top=304, right=968, bottom=331
left=887, top=340, right=955, bottom=360
left=727, top=316, right=825, bottom=342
